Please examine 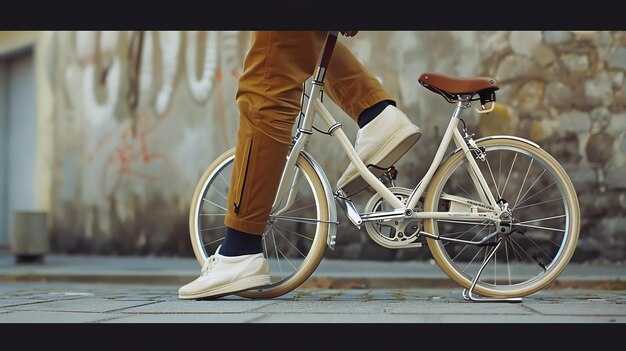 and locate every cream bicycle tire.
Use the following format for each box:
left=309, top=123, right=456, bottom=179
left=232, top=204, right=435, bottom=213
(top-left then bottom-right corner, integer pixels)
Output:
left=424, top=138, right=580, bottom=298
left=189, top=147, right=330, bottom=298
